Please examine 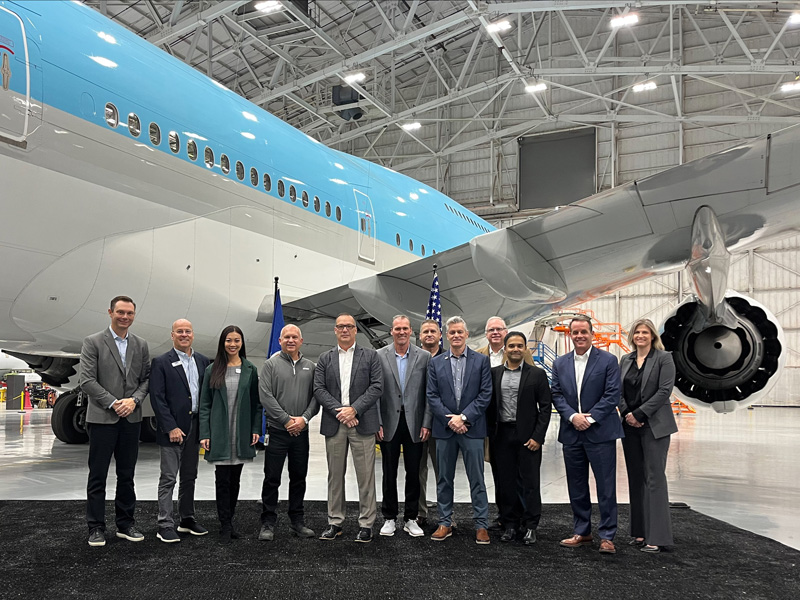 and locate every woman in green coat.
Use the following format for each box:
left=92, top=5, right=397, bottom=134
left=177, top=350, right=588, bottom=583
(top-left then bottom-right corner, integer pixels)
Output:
left=199, top=325, right=261, bottom=542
